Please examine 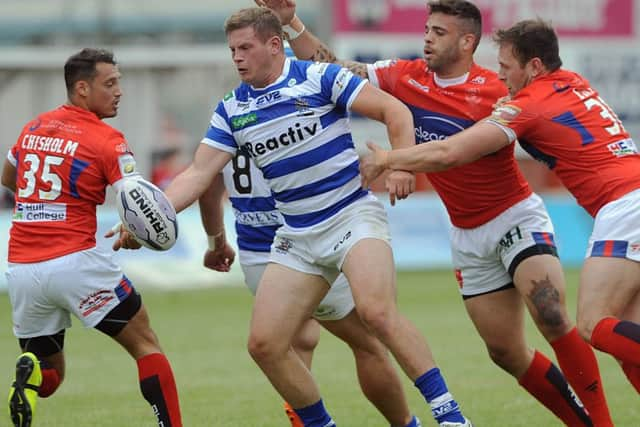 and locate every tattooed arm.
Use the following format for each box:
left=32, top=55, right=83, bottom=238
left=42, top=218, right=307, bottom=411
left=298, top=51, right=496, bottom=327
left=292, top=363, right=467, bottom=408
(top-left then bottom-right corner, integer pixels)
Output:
left=256, top=0, right=370, bottom=79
